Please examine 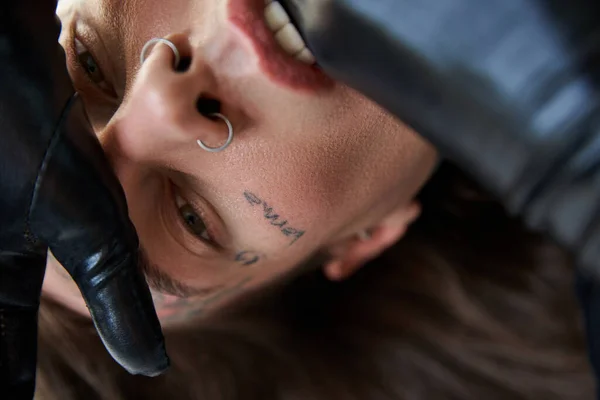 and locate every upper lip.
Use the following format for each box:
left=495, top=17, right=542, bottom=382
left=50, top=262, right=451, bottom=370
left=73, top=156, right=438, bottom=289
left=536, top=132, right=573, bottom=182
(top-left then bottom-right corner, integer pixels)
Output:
left=227, top=0, right=334, bottom=92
